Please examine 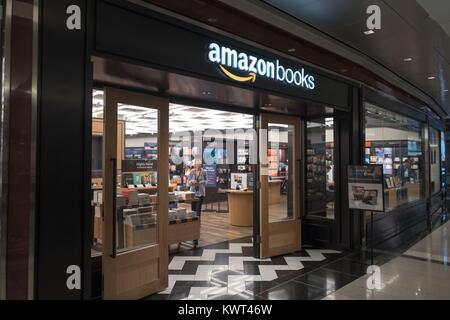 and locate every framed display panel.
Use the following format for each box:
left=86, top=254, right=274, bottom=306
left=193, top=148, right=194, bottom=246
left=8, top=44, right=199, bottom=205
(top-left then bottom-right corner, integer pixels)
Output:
left=348, top=165, right=385, bottom=212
